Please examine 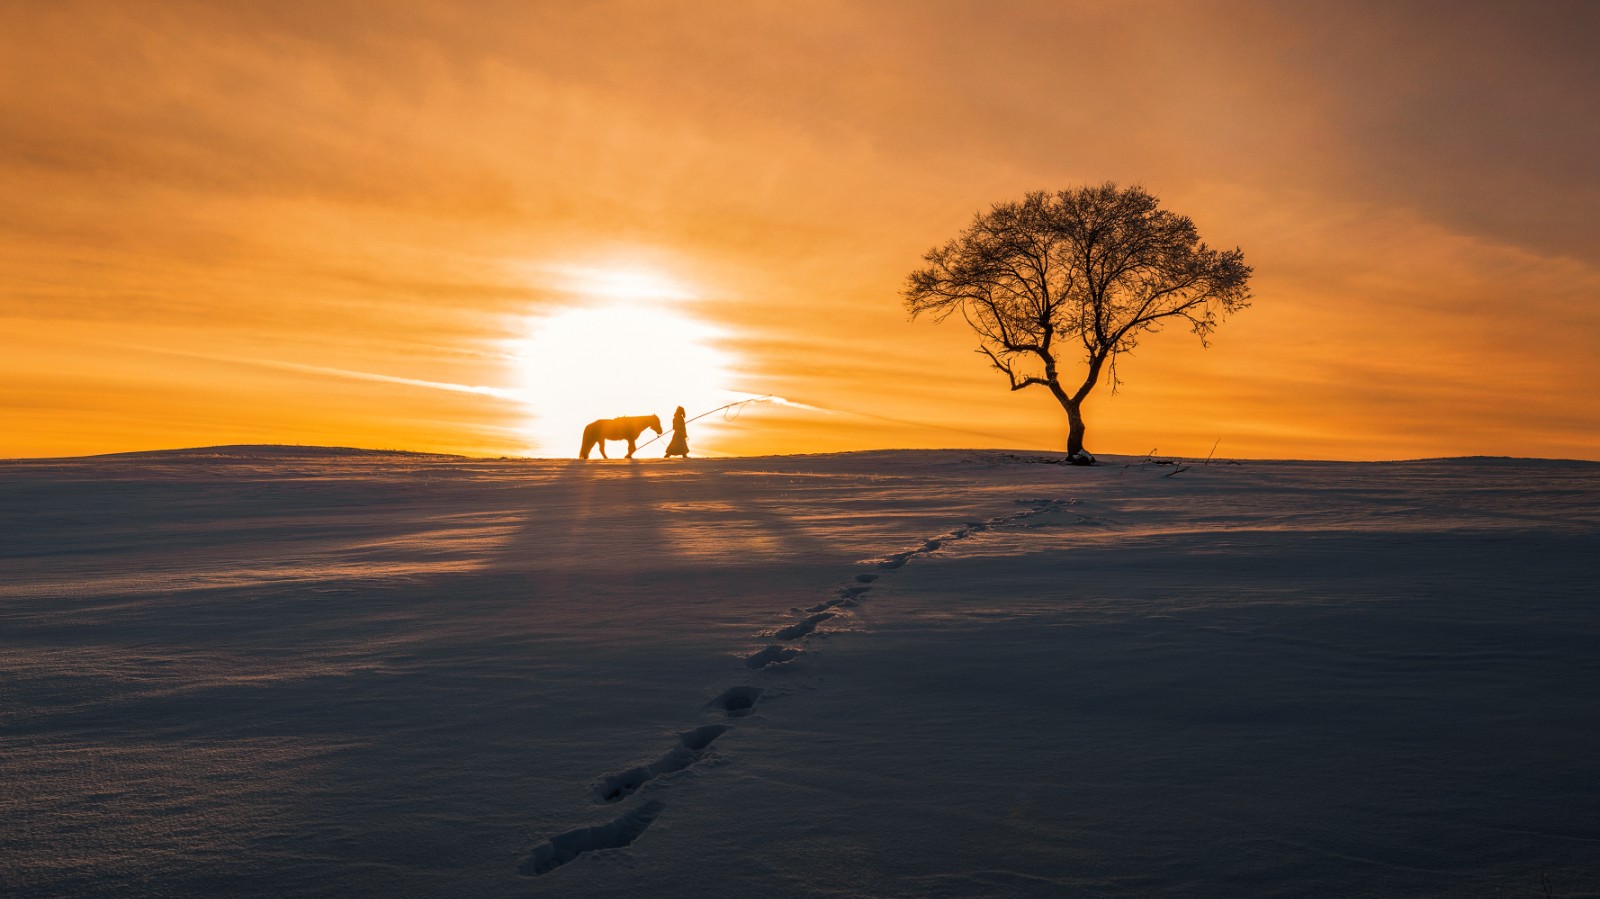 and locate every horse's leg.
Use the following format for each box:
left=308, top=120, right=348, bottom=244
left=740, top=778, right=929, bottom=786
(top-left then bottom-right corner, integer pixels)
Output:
left=625, top=437, right=636, bottom=459
left=598, top=440, right=608, bottom=459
